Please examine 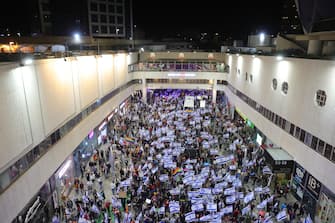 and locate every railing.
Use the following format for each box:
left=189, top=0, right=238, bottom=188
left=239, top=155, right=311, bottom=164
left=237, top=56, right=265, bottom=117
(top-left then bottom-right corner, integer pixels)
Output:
left=128, top=61, right=227, bottom=73
left=0, top=79, right=140, bottom=194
